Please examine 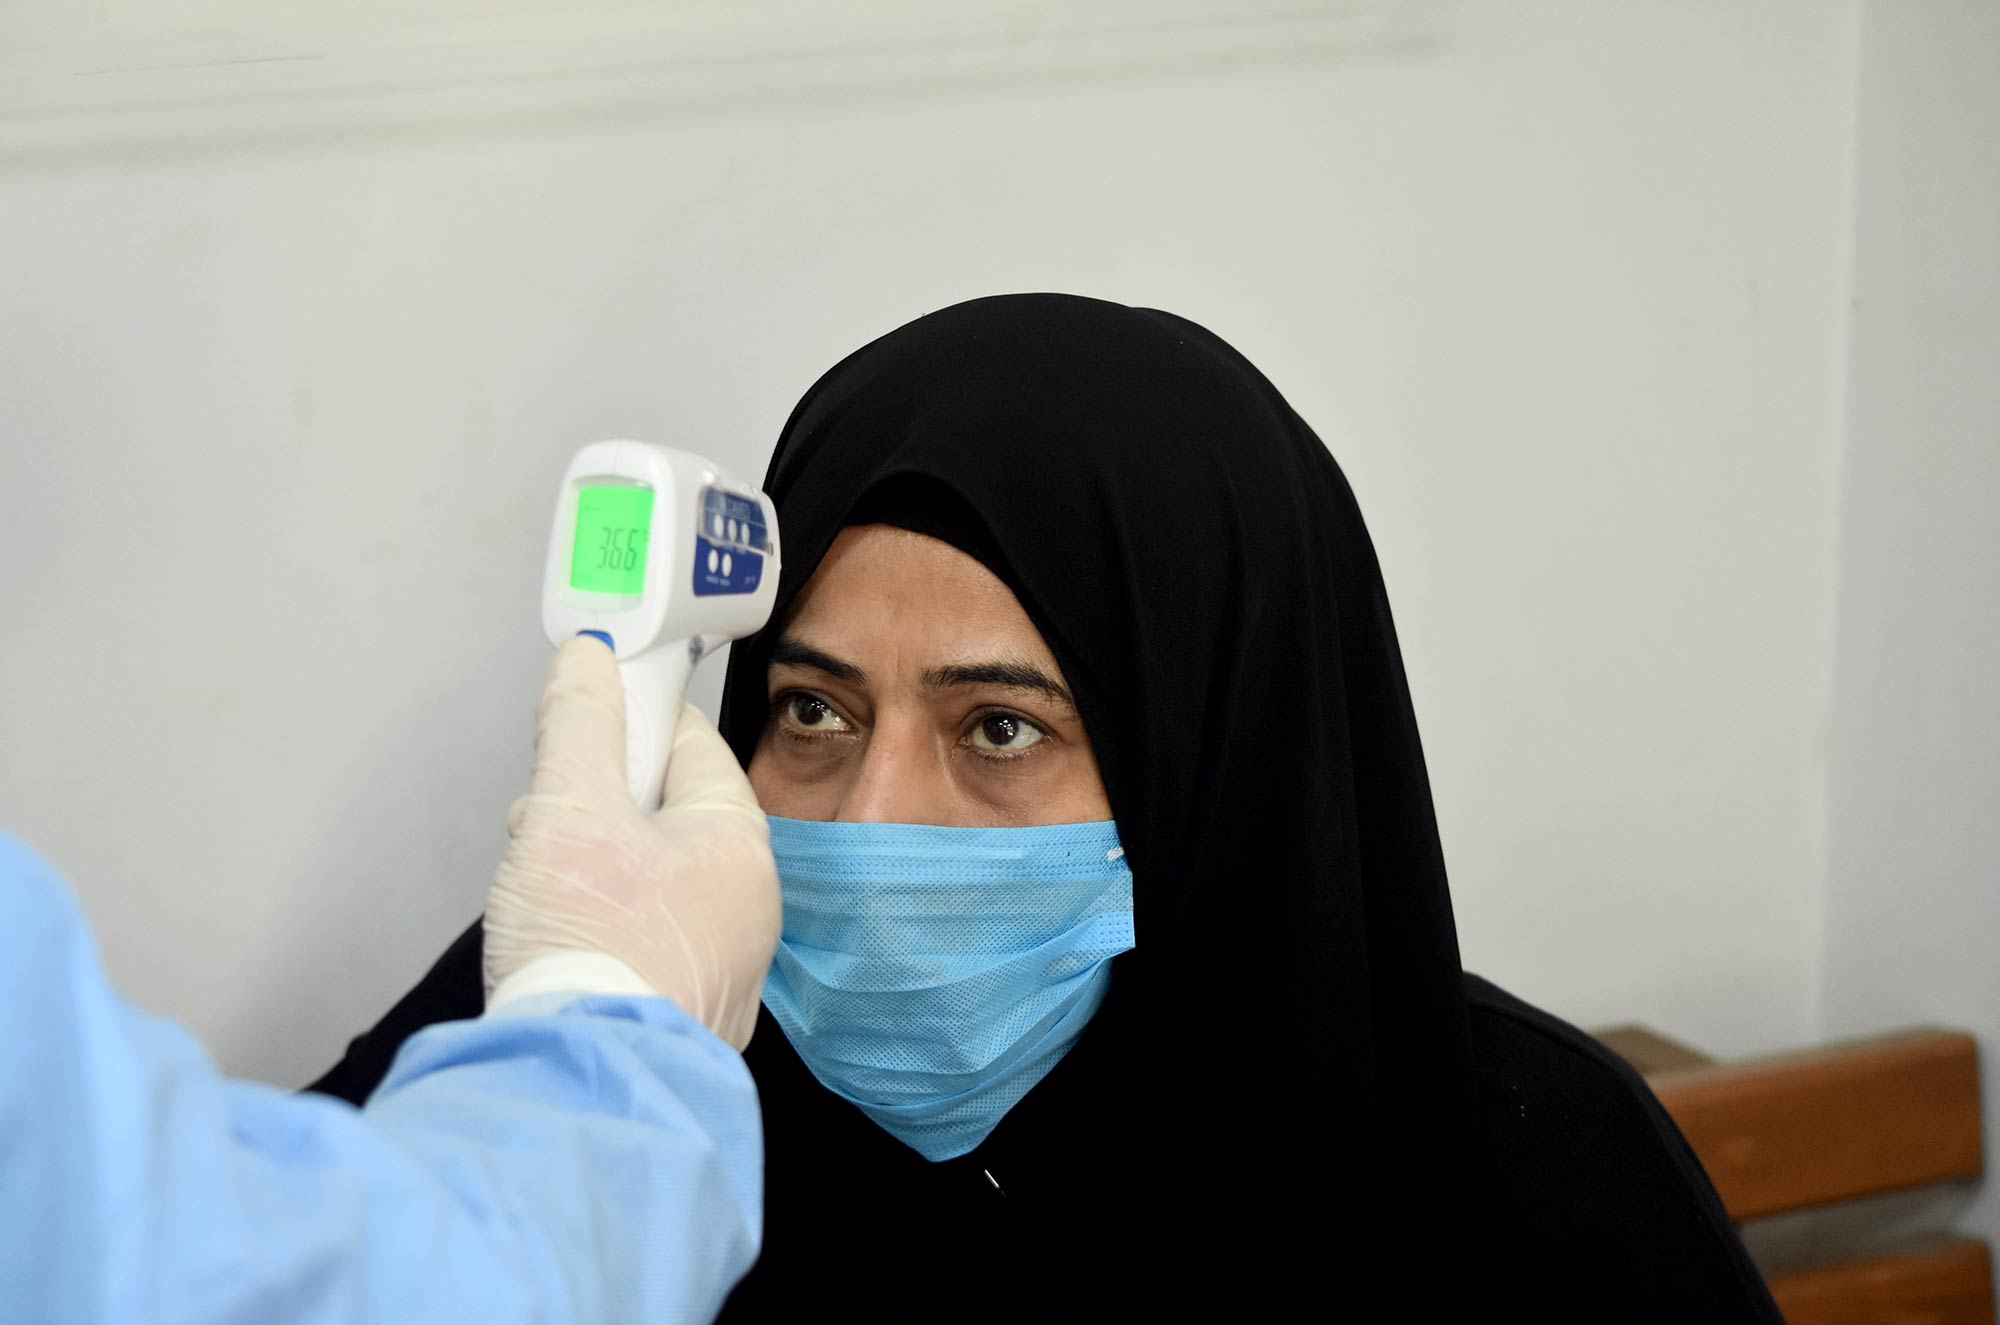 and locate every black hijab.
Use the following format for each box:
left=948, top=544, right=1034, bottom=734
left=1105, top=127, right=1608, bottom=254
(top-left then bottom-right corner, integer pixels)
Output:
left=721, top=291, right=1482, bottom=1305
left=311, top=294, right=1779, bottom=1321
